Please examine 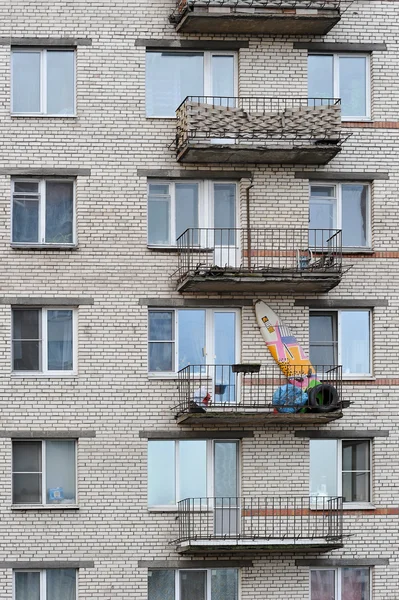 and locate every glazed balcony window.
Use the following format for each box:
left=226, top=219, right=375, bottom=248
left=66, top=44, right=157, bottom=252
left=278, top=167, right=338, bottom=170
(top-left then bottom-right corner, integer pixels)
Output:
left=11, top=49, right=75, bottom=116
